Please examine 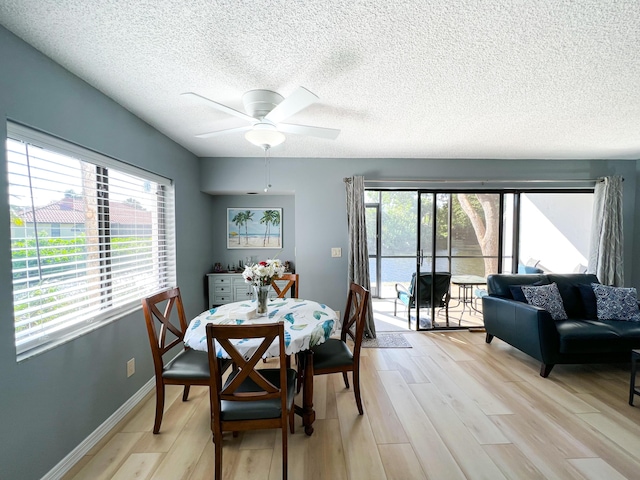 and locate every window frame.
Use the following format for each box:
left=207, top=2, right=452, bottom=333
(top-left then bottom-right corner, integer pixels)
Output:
left=6, top=122, right=177, bottom=359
